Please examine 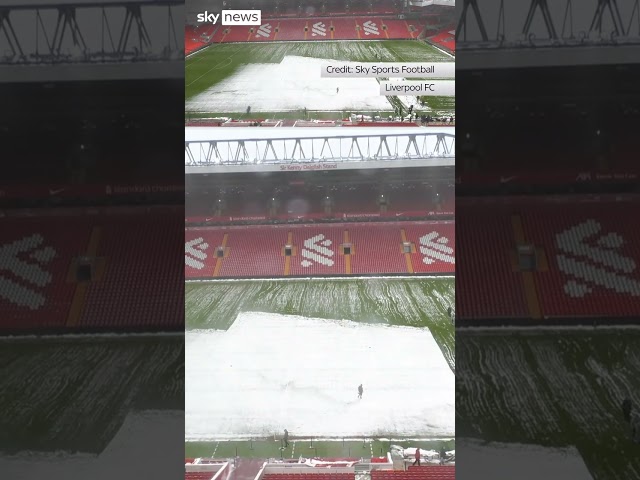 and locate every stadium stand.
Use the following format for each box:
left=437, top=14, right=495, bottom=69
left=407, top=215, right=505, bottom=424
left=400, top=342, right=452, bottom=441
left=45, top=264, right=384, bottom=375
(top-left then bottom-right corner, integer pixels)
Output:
left=210, top=25, right=230, bottom=43
left=0, top=208, right=183, bottom=332
left=79, top=212, right=184, bottom=329
left=219, top=25, right=254, bottom=42
left=217, top=225, right=290, bottom=277
left=521, top=202, right=640, bottom=318
left=455, top=209, right=530, bottom=320
left=0, top=216, right=91, bottom=330
left=348, top=223, right=411, bottom=274
left=260, top=0, right=401, bottom=17
left=427, top=28, right=455, bottom=52
left=286, top=225, right=348, bottom=276
left=186, top=182, right=452, bottom=221
left=192, top=16, right=421, bottom=44
left=404, top=222, right=456, bottom=274
left=274, top=19, right=309, bottom=41
left=185, top=221, right=455, bottom=279
left=456, top=197, right=640, bottom=320
left=262, top=475, right=354, bottom=480
left=330, top=17, right=358, bottom=39
left=378, top=18, right=422, bottom=39
left=185, top=24, right=216, bottom=54
left=372, top=465, right=455, bottom=479
left=185, top=474, right=216, bottom=480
